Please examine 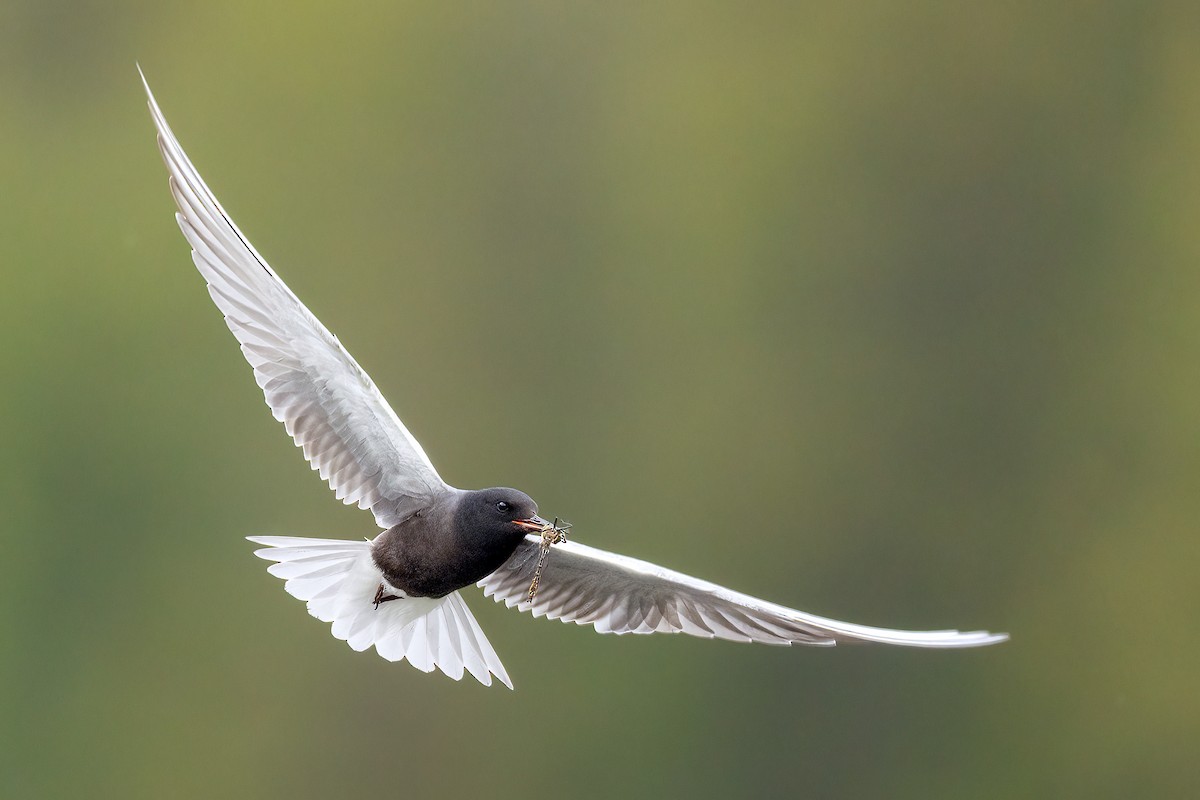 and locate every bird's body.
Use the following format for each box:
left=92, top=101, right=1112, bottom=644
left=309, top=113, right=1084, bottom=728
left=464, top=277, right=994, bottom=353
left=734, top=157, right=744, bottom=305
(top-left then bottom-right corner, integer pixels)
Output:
left=141, top=69, right=1007, bottom=689
left=372, top=488, right=538, bottom=599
